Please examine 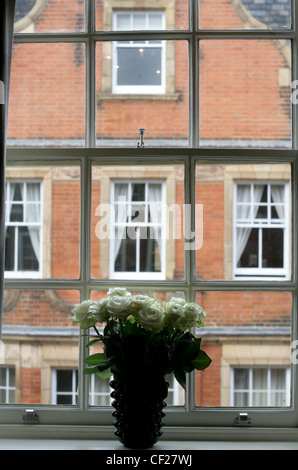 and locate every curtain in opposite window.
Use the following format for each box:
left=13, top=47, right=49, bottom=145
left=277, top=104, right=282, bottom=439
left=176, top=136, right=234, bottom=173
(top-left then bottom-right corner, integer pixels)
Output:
left=0, top=0, right=16, bottom=339
left=236, top=184, right=285, bottom=266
